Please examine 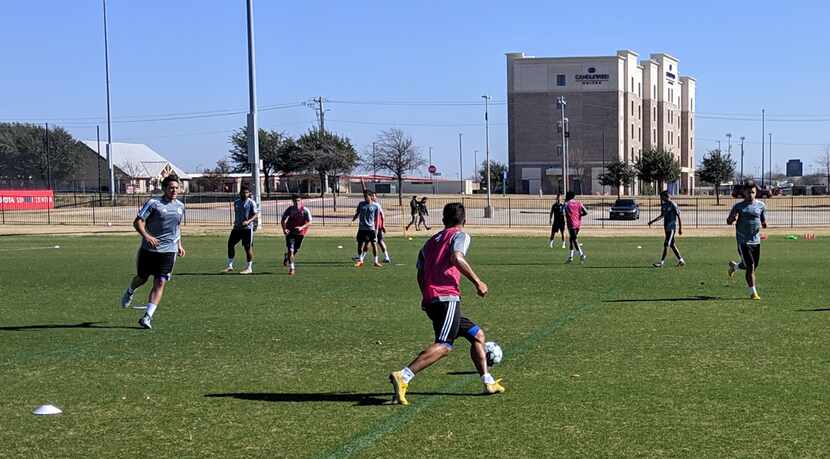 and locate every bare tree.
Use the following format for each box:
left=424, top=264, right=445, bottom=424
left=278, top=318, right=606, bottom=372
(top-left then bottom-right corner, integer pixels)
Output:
left=816, top=146, right=830, bottom=189
left=373, top=128, right=426, bottom=206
